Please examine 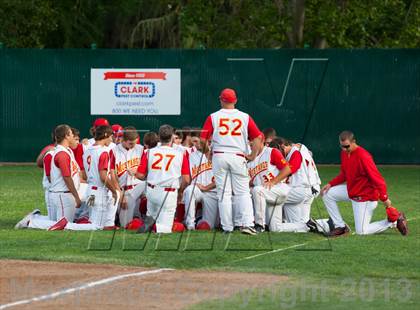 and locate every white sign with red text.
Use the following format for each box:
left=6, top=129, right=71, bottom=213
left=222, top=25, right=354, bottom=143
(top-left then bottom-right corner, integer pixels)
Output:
left=91, top=68, right=180, bottom=115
